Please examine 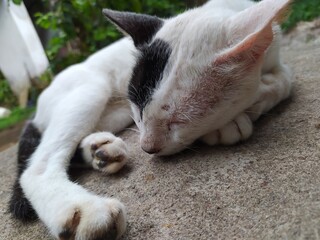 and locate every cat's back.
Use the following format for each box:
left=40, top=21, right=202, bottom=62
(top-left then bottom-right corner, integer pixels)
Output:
left=84, top=38, right=137, bottom=92
left=203, top=0, right=255, bottom=13
left=85, top=38, right=136, bottom=71
left=48, top=38, right=136, bottom=96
